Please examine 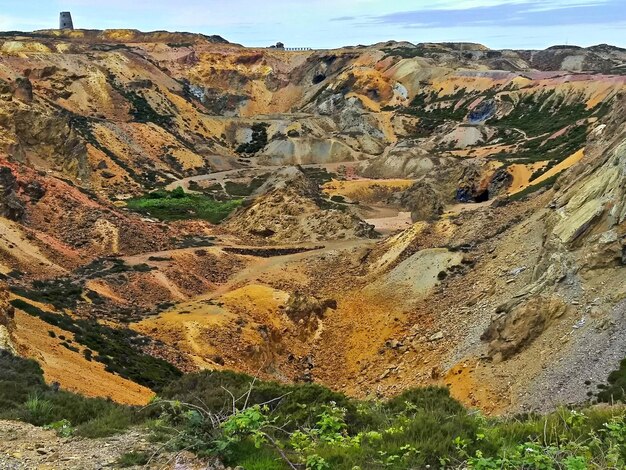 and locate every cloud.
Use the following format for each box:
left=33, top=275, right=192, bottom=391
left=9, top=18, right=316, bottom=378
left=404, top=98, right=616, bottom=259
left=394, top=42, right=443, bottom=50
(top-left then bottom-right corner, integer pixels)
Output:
left=361, top=0, right=623, bottom=28
left=330, top=16, right=357, bottom=22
